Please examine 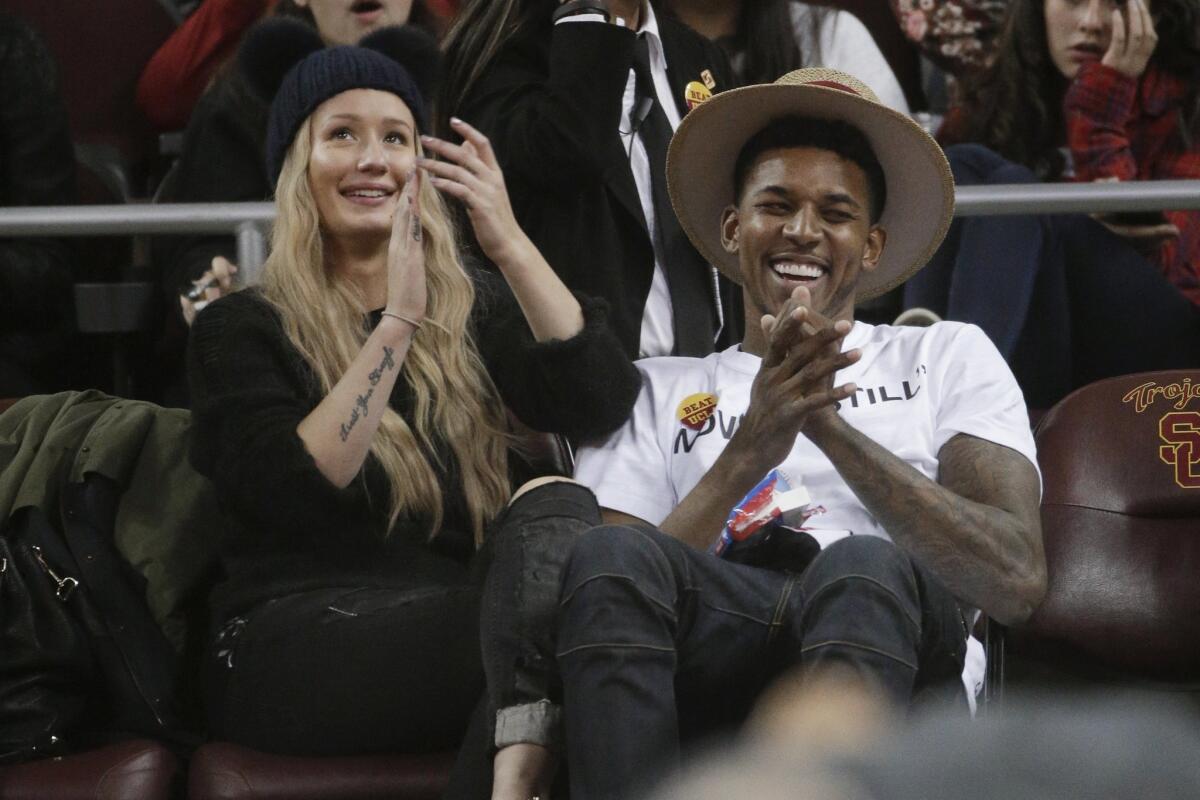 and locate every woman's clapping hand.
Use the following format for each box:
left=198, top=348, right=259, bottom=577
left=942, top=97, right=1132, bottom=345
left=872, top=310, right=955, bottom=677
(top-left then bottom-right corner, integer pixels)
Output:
left=385, top=169, right=427, bottom=325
